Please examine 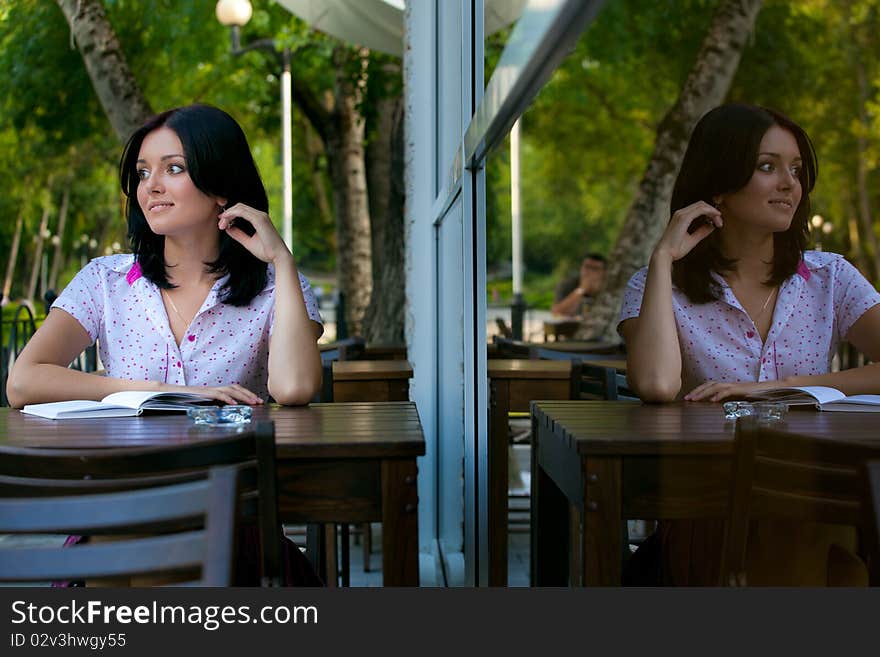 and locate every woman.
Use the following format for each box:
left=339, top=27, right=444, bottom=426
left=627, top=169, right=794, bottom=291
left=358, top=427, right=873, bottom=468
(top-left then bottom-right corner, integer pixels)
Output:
left=7, top=104, right=323, bottom=408
left=619, top=103, right=880, bottom=585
